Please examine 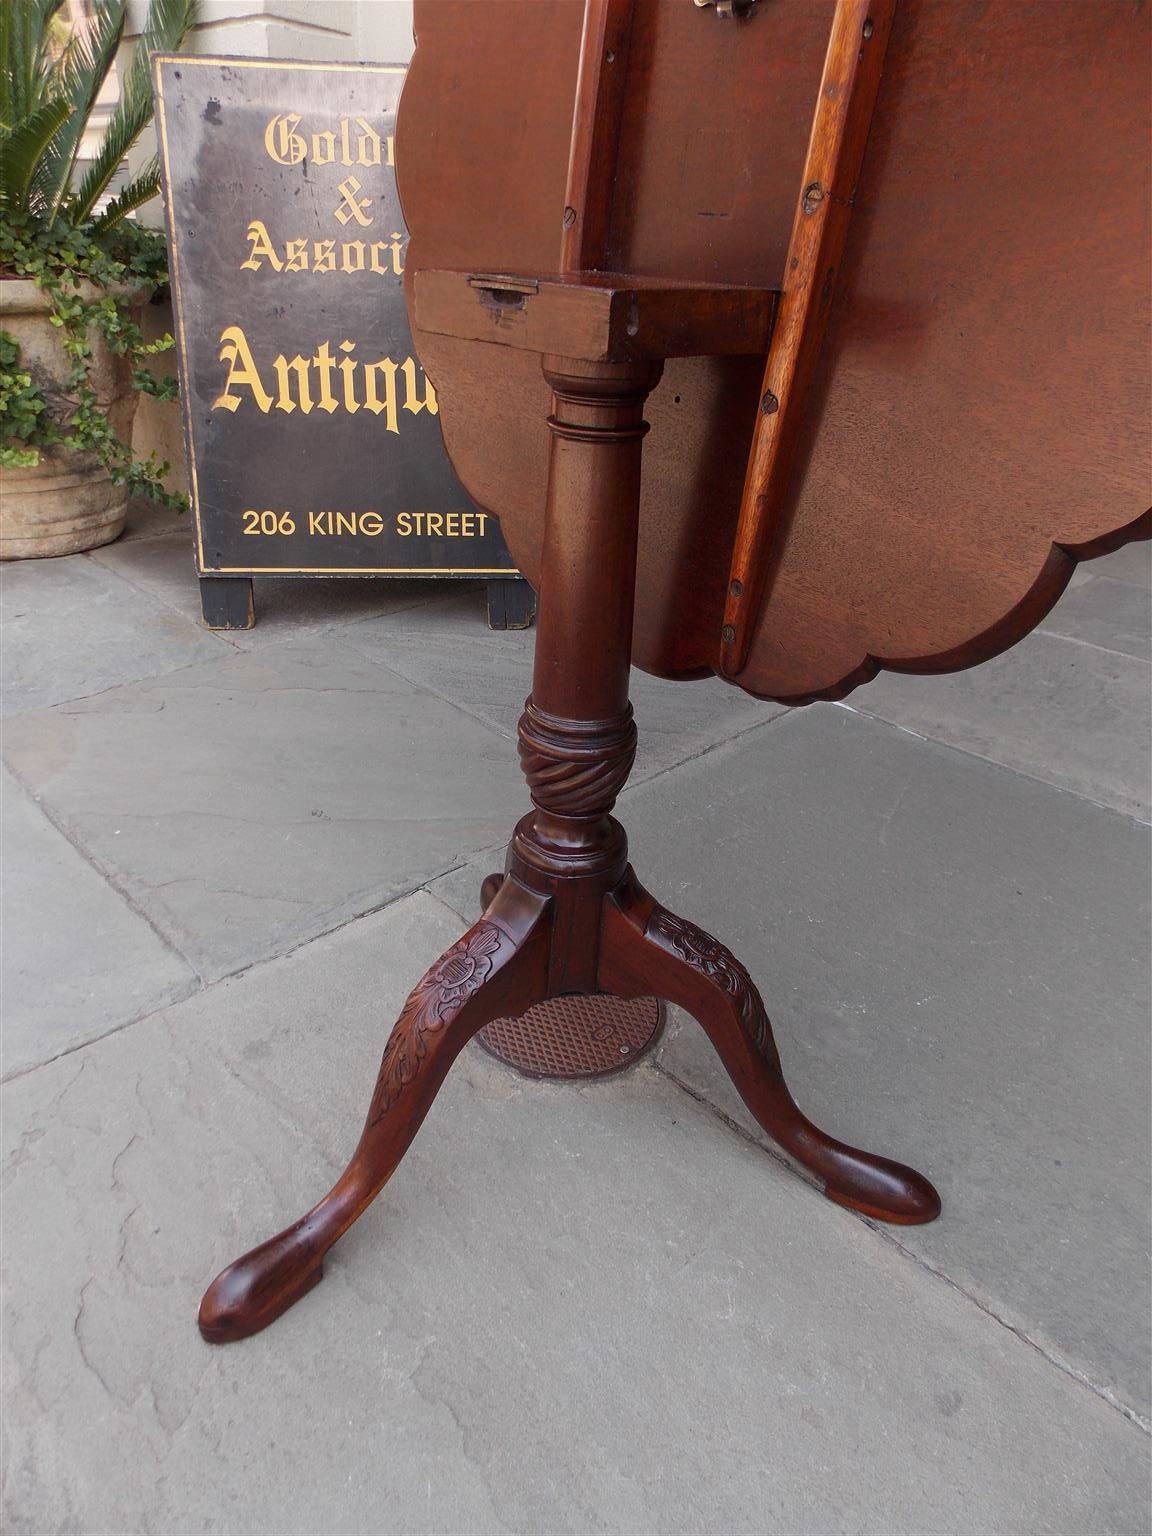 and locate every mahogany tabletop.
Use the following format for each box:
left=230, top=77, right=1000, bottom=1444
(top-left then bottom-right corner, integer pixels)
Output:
left=398, top=0, right=1150, bottom=703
